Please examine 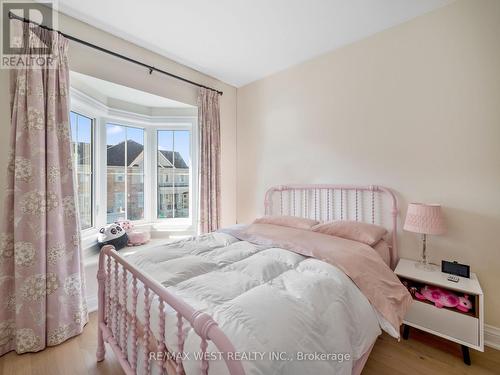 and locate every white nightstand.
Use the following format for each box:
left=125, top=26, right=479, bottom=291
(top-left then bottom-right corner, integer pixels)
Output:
left=394, top=258, right=484, bottom=365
